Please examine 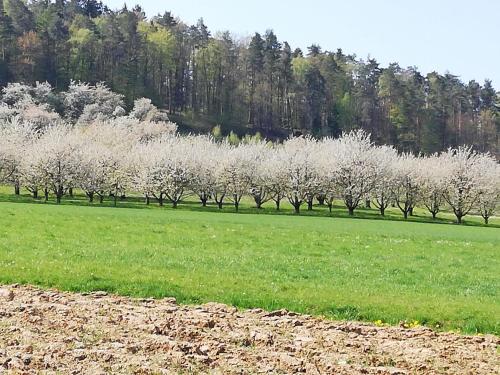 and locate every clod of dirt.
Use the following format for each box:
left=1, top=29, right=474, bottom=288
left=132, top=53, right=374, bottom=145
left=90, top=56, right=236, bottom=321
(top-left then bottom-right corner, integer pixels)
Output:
left=0, top=285, right=498, bottom=374
left=0, top=288, right=14, bottom=301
